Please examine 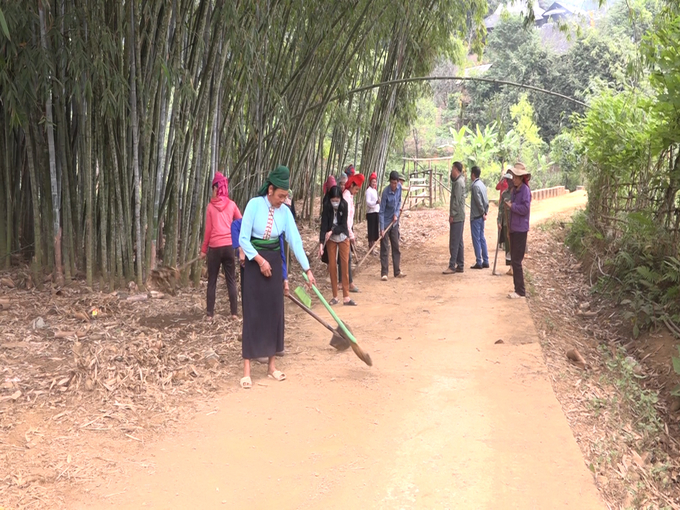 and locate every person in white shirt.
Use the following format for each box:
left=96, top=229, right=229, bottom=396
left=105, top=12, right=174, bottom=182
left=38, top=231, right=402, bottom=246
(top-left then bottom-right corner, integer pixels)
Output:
left=342, top=173, right=364, bottom=293
left=365, top=172, right=380, bottom=250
